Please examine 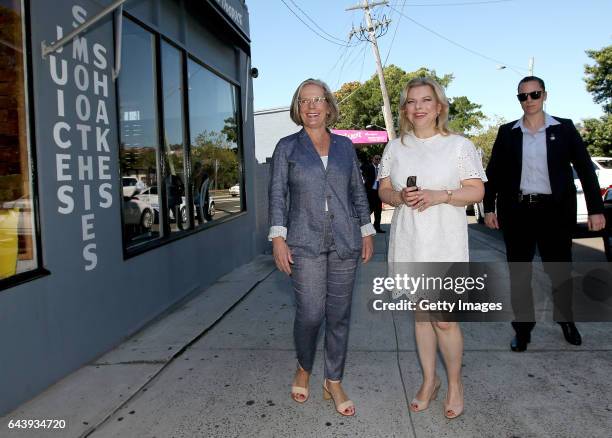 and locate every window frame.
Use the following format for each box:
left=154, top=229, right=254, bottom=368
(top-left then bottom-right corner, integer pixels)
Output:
left=117, top=13, right=247, bottom=260
left=0, top=0, right=49, bottom=291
